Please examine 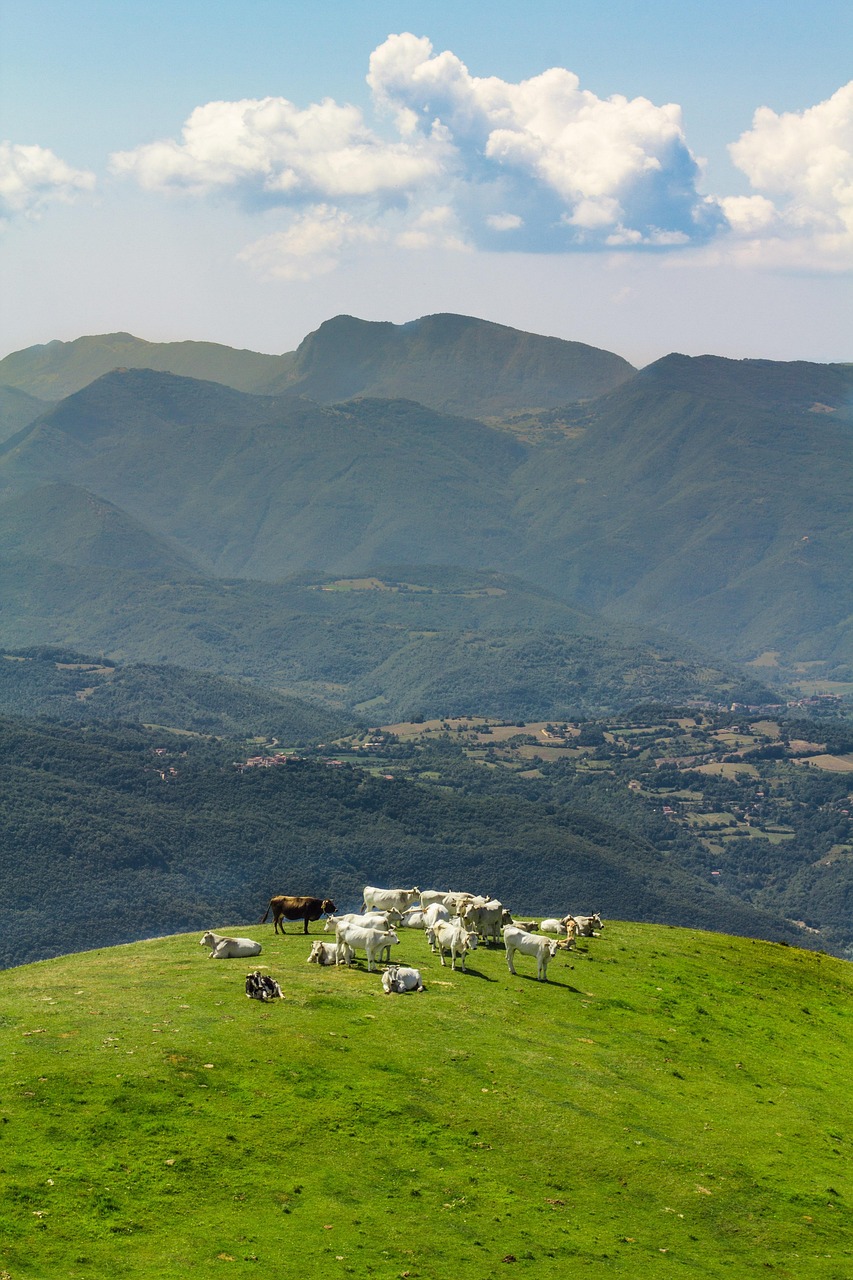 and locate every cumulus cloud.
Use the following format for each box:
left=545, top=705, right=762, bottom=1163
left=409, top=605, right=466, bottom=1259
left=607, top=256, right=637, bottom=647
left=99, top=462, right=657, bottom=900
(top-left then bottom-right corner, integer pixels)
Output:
left=237, top=204, right=382, bottom=279
left=109, top=32, right=727, bottom=275
left=110, top=94, right=451, bottom=202
left=367, top=33, right=724, bottom=249
left=725, top=82, right=853, bottom=269
left=106, top=34, right=853, bottom=274
left=0, top=141, right=95, bottom=222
